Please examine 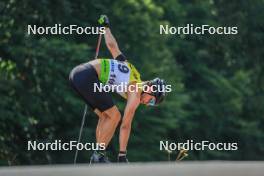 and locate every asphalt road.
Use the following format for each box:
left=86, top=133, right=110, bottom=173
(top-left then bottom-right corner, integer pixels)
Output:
left=0, top=161, right=263, bottom=176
